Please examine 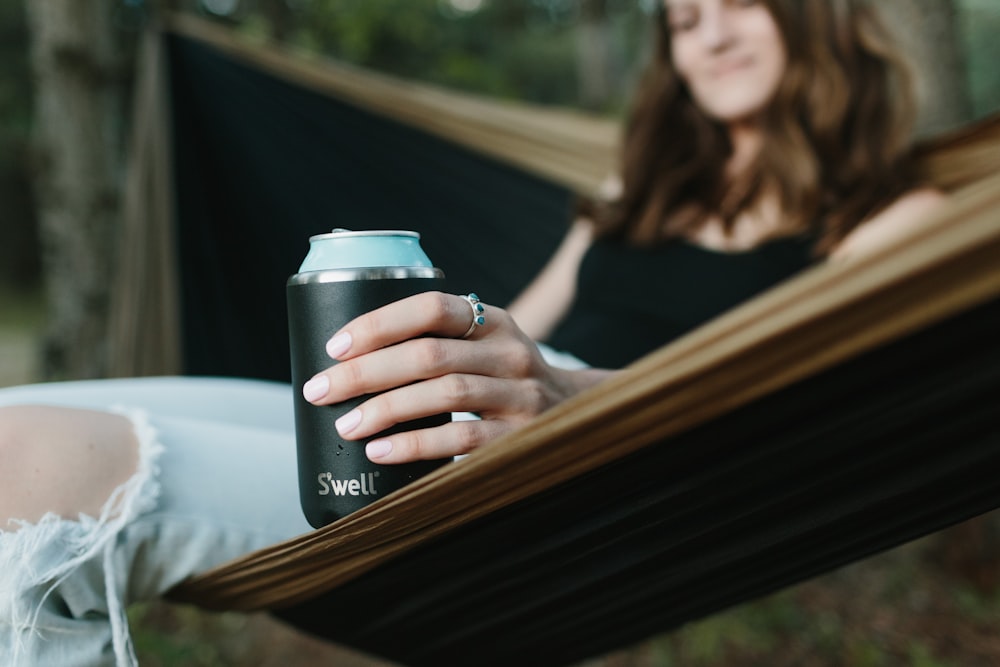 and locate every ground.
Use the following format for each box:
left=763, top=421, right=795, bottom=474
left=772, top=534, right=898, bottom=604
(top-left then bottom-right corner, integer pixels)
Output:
left=2, top=287, right=998, bottom=666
